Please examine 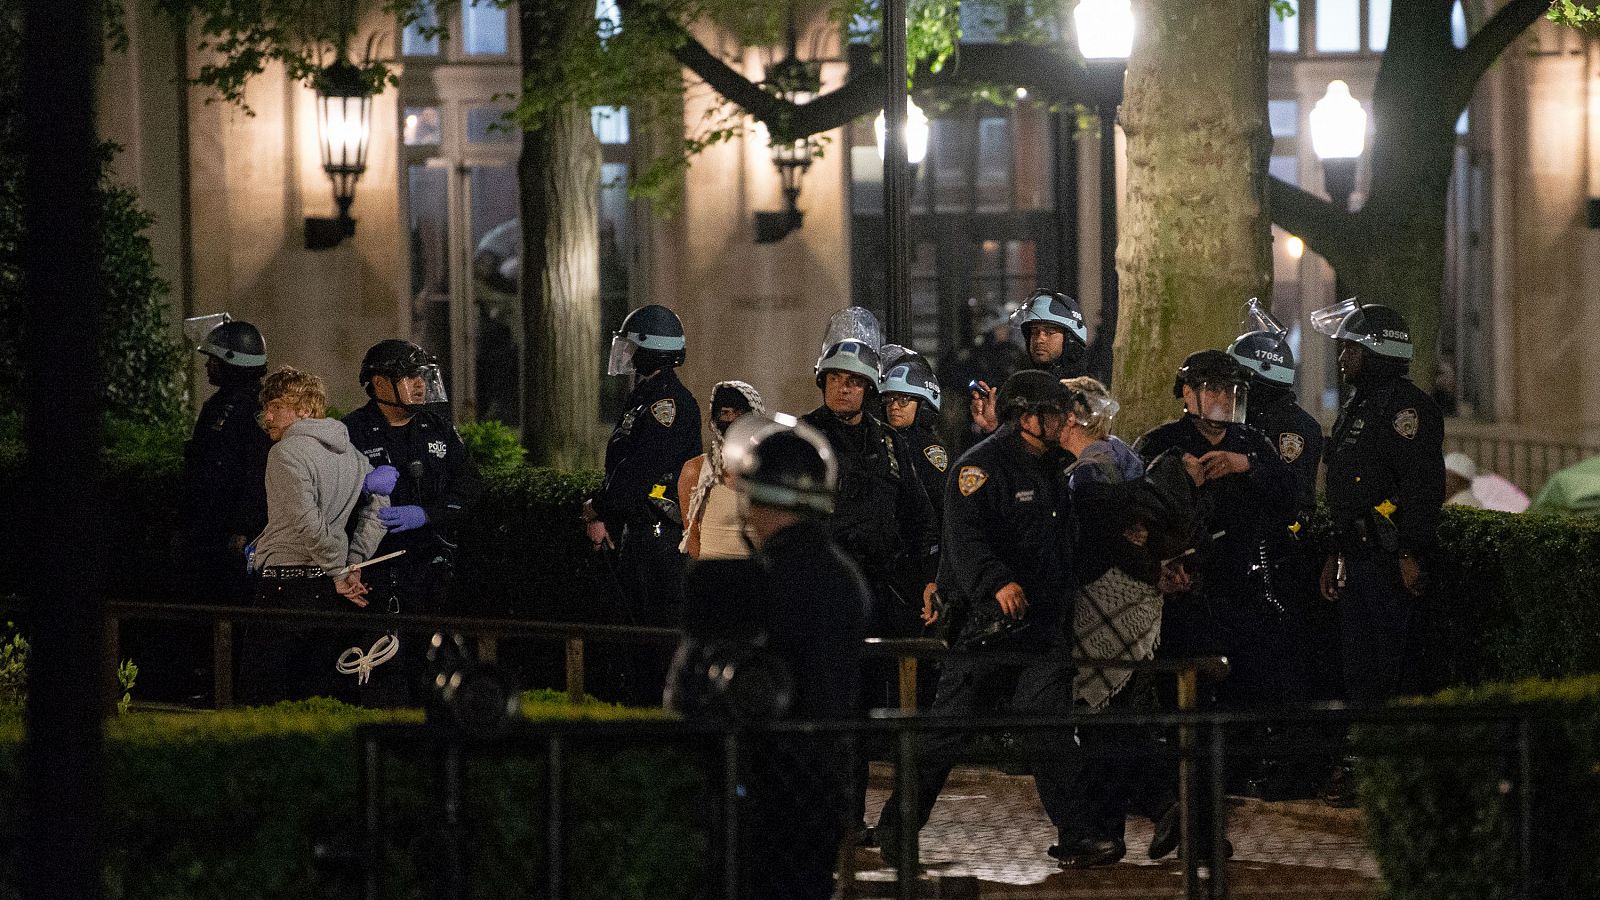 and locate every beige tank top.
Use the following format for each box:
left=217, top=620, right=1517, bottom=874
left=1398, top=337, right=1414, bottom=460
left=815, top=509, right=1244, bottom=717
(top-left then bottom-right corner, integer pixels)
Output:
left=697, top=481, right=749, bottom=559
